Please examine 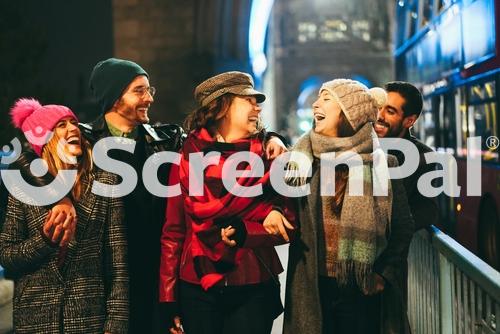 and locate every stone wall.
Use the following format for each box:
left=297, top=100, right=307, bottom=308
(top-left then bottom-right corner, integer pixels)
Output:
left=112, top=0, right=203, bottom=126
left=111, top=0, right=256, bottom=127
